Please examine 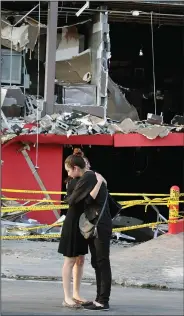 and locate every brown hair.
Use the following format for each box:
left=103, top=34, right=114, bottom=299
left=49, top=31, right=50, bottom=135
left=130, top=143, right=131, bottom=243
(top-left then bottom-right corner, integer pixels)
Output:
left=65, top=154, right=86, bottom=169
left=73, top=148, right=84, bottom=157
left=74, top=148, right=90, bottom=165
